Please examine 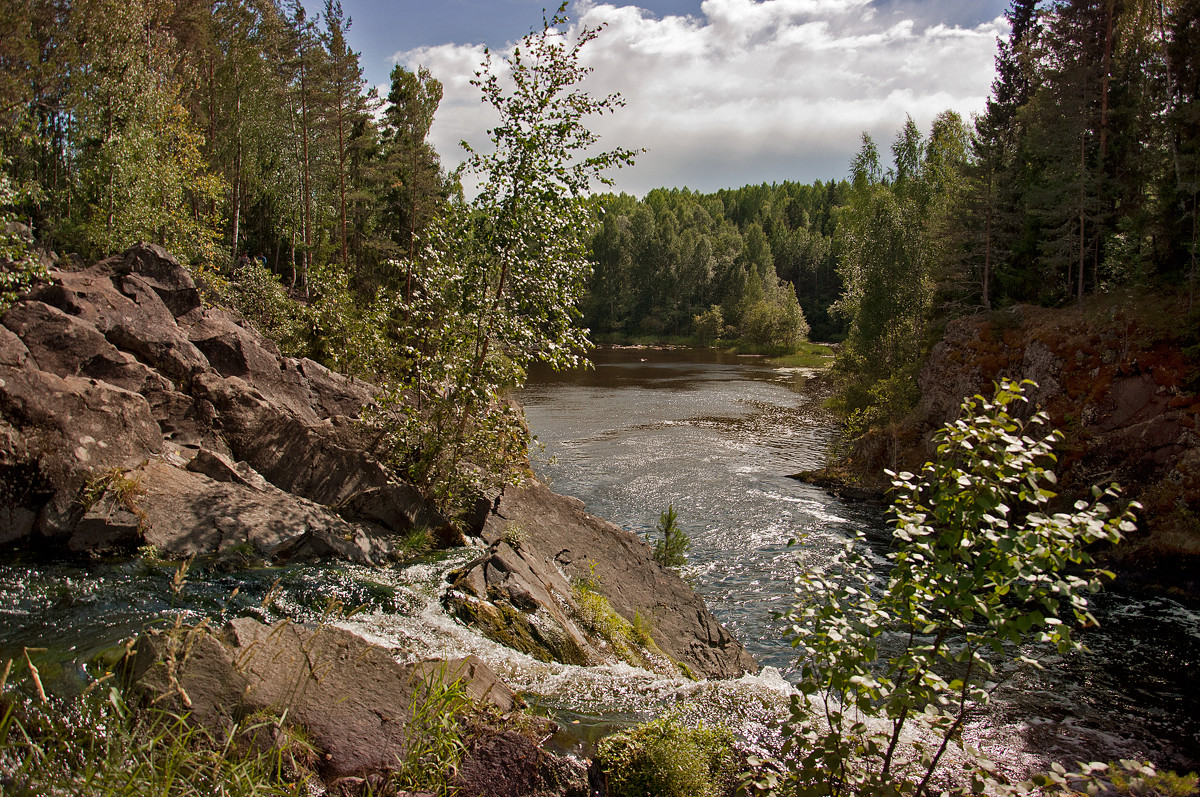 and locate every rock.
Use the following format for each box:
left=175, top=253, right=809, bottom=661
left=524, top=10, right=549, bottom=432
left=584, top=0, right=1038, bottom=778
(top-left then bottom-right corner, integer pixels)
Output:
left=185, top=448, right=269, bottom=491
left=339, top=484, right=456, bottom=545
left=134, top=460, right=386, bottom=564
left=127, top=618, right=518, bottom=779
left=909, top=303, right=1200, bottom=594
left=0, top=359, right=163, bottom=541
left=454, top=730, right=589, bottom=797
left=108, top=243, right=202, bottom=318
left=192, top=372, right=391, bottom=506
left=449, top=480, right=757, bottom=679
